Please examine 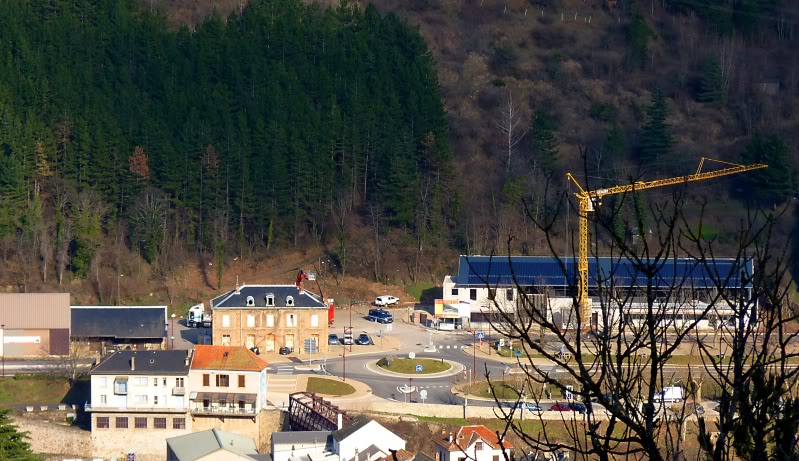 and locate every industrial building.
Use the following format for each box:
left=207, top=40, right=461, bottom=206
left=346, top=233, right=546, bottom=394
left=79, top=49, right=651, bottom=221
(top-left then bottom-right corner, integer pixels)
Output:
left=71, top=305, right=167, bottom=354
left=440, top=255, right=753, bottom=331
left=0, top=293, right=70, bottom=357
